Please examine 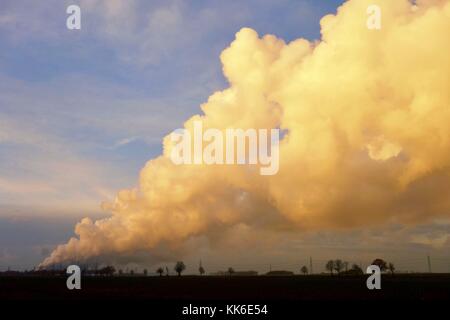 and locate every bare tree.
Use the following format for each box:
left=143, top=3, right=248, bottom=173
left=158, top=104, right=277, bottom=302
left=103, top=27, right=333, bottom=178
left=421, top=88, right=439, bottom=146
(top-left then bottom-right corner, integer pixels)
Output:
left=143, top=268, right=148, bottom=276
left=228, top=267, right=235, bottom=276
left=156, top=267, right=164, bottom=276
left=388, top=262, right=395, bottom=274
left=343, top=261, right=349, bottom=272
left=199, top=260, right=205, bottom=276
left=334, top=259, right=344, bottom=274
left=326, top=260, right=334, bottom=275
left=371, top=258, right=388, bottom=272
left=351, top=264, right=363, bottom=274
left=301, top=266, right=308, bottom=275
left=199, top=265, right=205, bottom=276
left=174, top=261, right=186, bottom=276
